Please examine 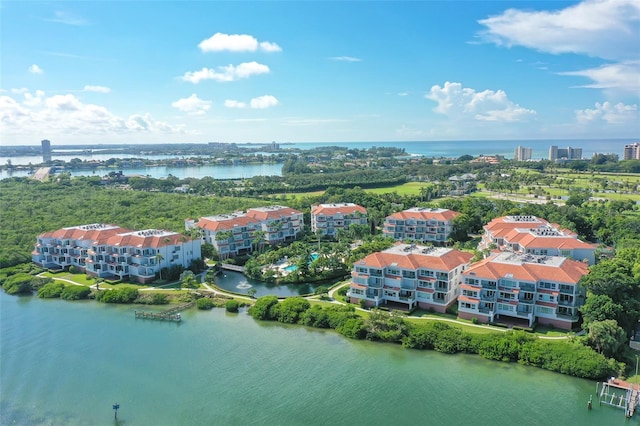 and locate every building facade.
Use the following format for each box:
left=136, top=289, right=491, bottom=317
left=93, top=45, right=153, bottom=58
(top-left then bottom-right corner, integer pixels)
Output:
left=311, top=203, right=368, bottom=237
left=514, top=146, right=532, bottom=161
left=32, top=224, right=201, bottom=283
left=186, top=205, right=303, bottom=259
left=41, top=139, right=51, bottom=162
left=549, top=145, right=582, bottom=162
left=624, top=143, right=640, bottom=160
left=383, top=208, right=459, bottom=244
left=479, top=215, right=596, bottom=264
left=348, top=243, right=473, bottom=312
left=457, top=252, right=588, bottom=330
